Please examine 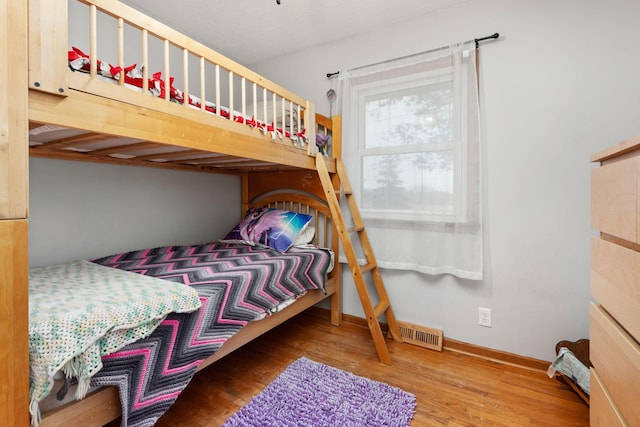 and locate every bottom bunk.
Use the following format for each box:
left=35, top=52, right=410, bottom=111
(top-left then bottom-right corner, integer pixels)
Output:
left=32, top=193, right=340, bottom=427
